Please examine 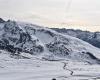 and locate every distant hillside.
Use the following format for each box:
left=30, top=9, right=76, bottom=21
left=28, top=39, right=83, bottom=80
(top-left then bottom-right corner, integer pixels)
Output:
left=51, top=28, right=100, bottom=49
